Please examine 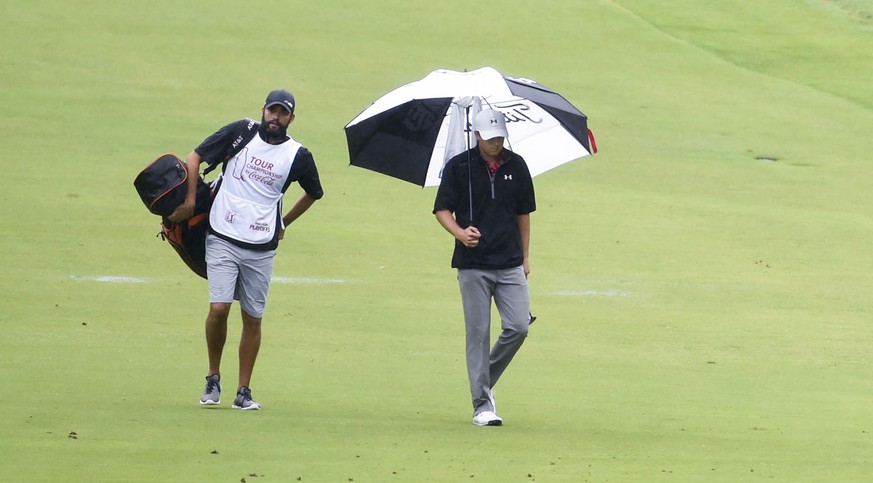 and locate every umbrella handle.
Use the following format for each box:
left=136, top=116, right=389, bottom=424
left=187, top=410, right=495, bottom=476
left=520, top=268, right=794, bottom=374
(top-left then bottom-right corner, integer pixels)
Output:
left=465, top=106, right=473, bottom=224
